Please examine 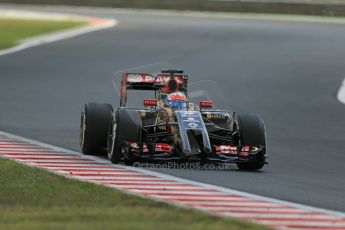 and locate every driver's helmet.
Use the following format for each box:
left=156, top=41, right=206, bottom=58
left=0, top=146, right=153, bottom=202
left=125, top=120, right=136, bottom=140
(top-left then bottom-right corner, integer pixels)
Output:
left=164, top=92, right=188, bottom=109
